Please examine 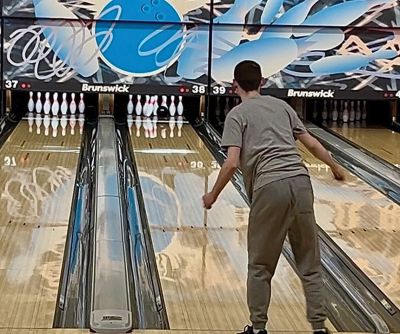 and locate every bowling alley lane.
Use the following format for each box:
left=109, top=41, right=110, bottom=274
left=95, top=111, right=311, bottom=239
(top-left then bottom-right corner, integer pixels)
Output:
left=297, top=142, right=400, bottom=309
left=329, top=124, right=400, bottom=168
left=0, top=119, right=81, bottom=328
left=130, top=120, right=335, bottom=332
